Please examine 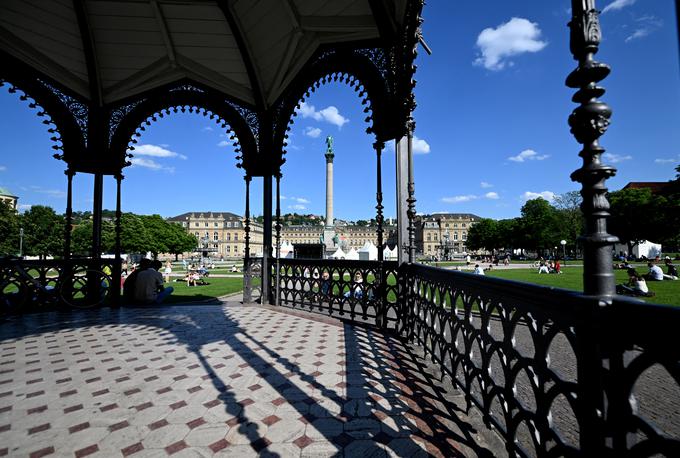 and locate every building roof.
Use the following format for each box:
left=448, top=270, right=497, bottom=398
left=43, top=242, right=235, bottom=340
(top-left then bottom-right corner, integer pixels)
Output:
left=0, top=187, right=16, bottom=197
left=422, top=213, right=481, bottom=220
left=0, top=1, right=407, bottom=107
left=622, top=182, right=672, bottom=194
left=167, top=211, right=241, bottom=221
